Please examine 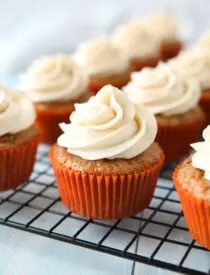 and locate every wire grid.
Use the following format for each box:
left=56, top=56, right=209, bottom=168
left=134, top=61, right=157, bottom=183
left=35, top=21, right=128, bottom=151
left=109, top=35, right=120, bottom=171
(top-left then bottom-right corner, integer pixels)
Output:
left=0, top=144, right=209, bottom=275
